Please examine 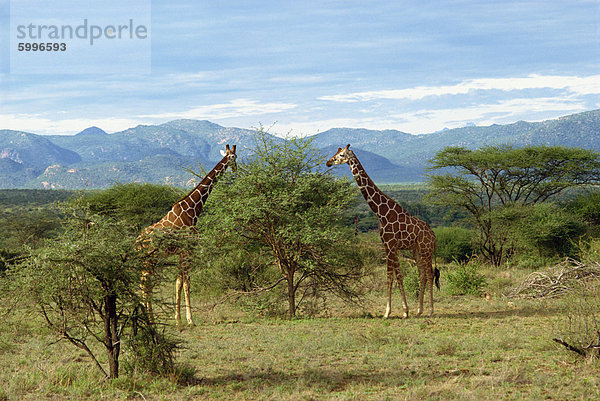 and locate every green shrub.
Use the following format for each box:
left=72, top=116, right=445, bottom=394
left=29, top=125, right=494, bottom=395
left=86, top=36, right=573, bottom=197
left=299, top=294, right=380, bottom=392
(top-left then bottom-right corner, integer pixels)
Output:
left=356, top=231, right=386, bottom=267
left=0, top=249, right=23, bottom=274
left=196, top=244, right=278, bottom=298
left=445, top=259, right=487, bottom=296
left=502, top=203, right=586, bottom=259
left=566, top=191, right=600, bottom=227
left=433, top=226, right=474, bottom=263
left=579, top=238, right=600, bottom=265
left=235, top=285, right=288, bottom=318
left=123, top=324, right=182, bottom=377
left=399, top=260, right=421, bottom=300
left=509, top=253, right=559, bottom=270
